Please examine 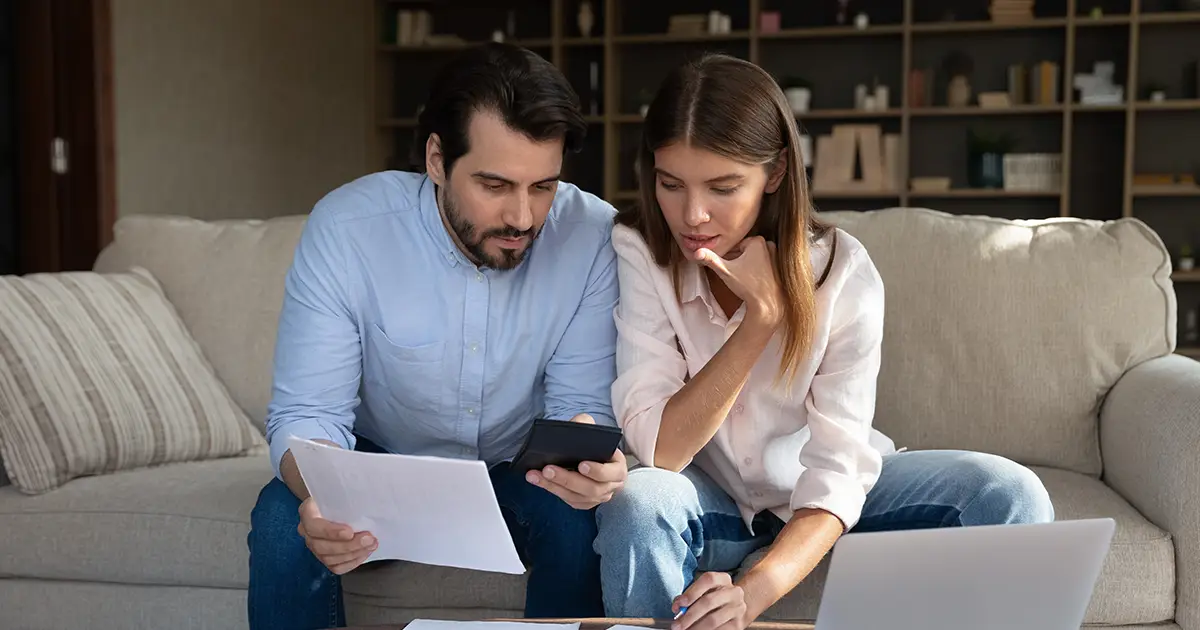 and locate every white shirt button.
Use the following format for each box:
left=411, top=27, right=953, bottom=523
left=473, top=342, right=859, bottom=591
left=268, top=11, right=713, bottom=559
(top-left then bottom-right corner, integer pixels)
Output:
left=743, top=457, right=753, bottom=465
left=475, top=272, right=484, bottom=282
left=470, top=343, right=479, bottom=353
left=752, top=491, right=763, bottom=498
left=735, top=404, right=745, bottom=414
left=466, top=407, right=475, bottom=415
